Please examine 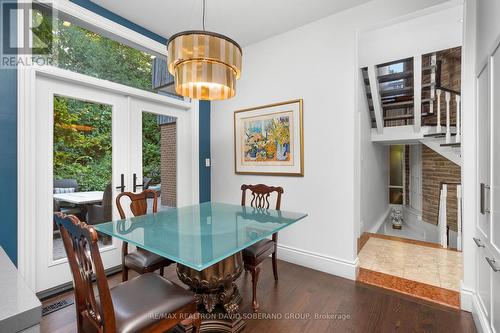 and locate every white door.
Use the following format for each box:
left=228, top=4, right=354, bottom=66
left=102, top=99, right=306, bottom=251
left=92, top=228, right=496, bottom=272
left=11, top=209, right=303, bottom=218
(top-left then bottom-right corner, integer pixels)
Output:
left=477, top=64, right=491, bottom=242
left=490, top=45, right=500, bottom=333
left=35, top=75, right=127, bottom=292
left=475, top=63, right=492, bottom=325
left=409, top=144, right=422, bottom=214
